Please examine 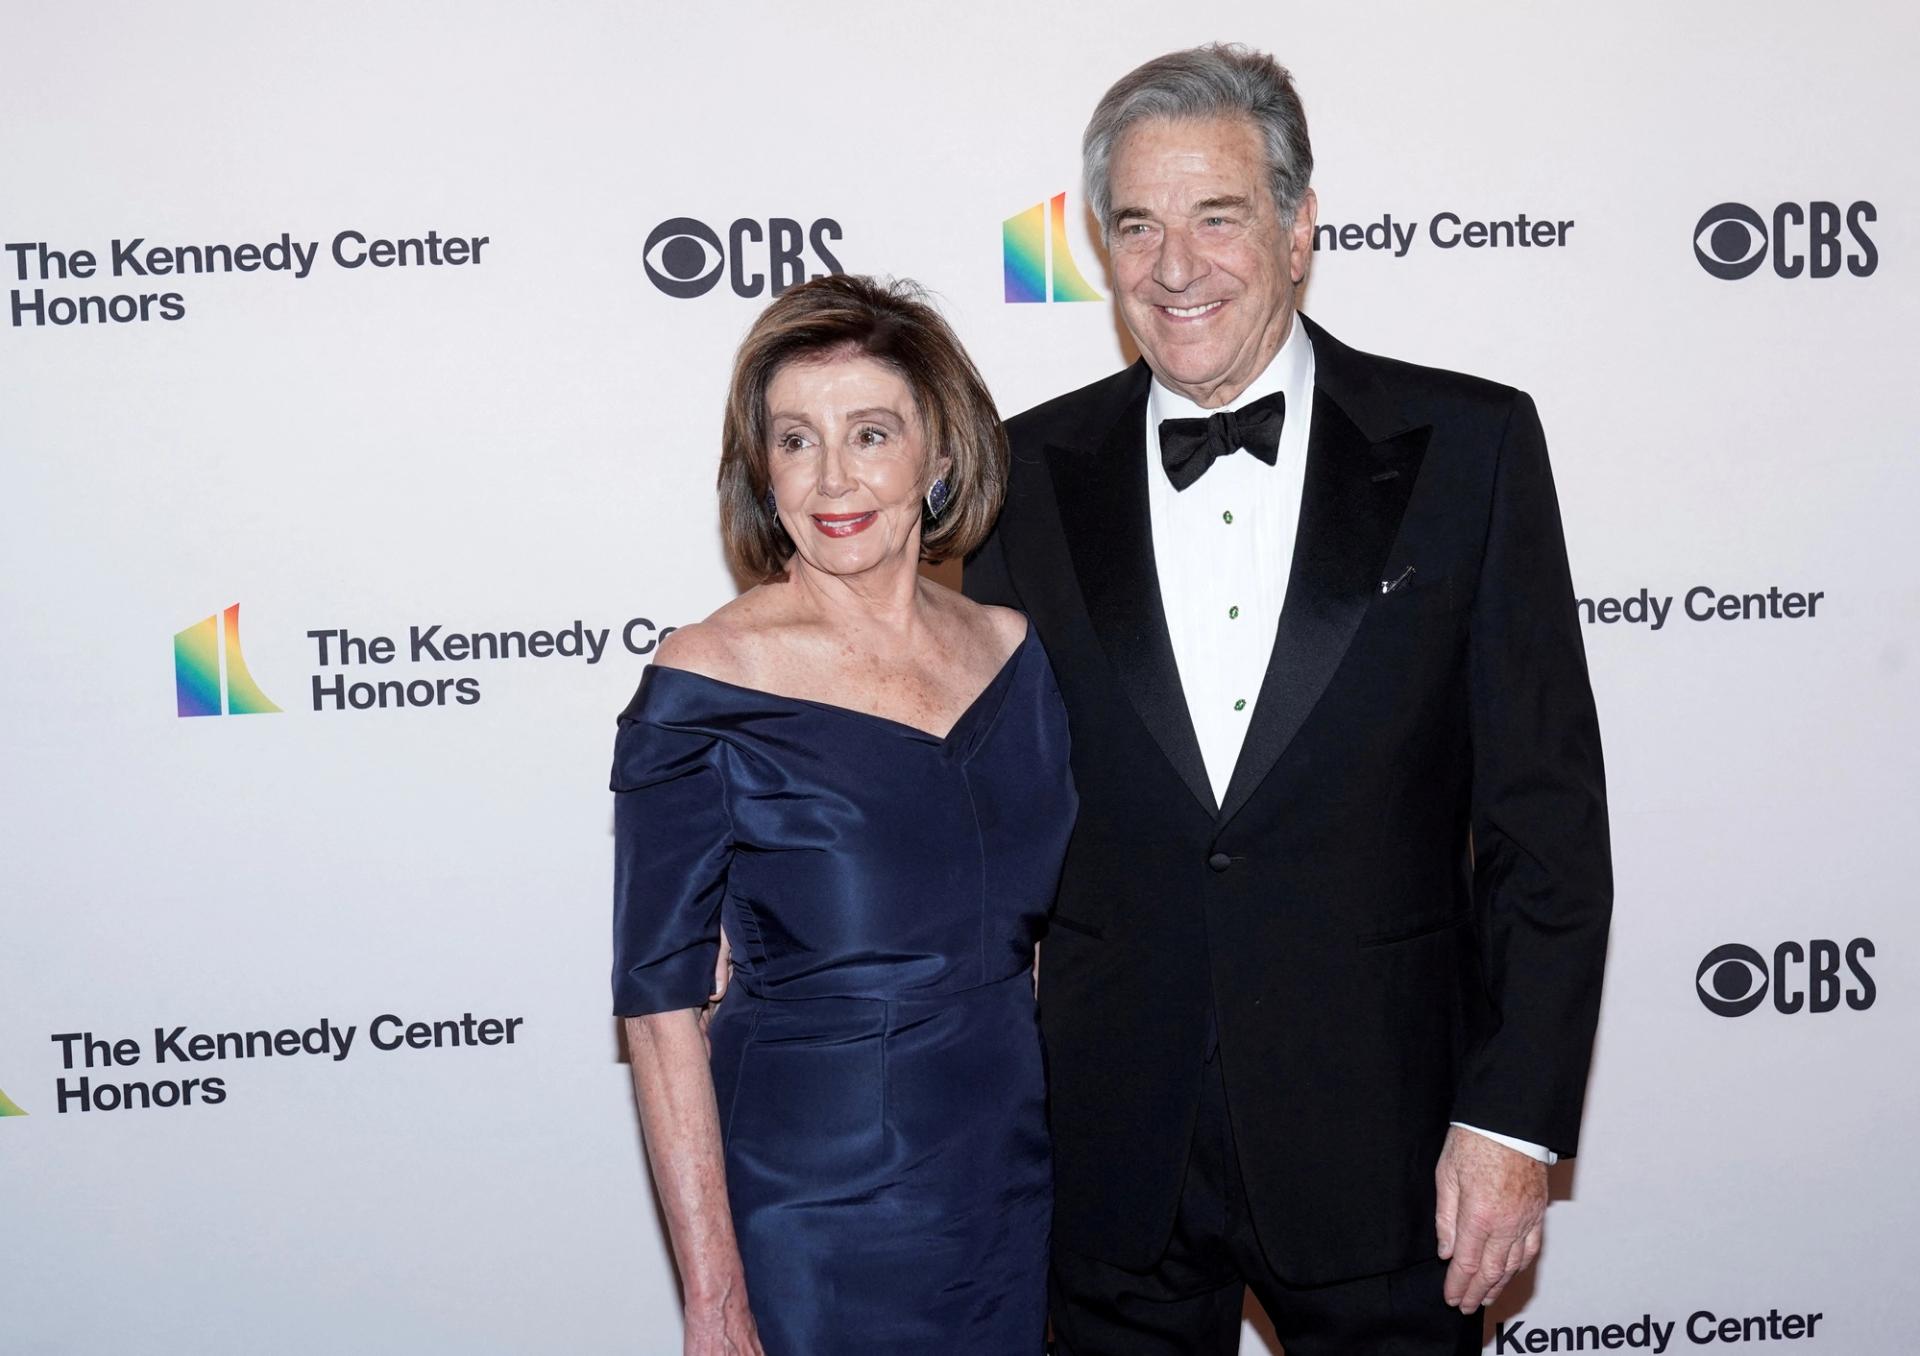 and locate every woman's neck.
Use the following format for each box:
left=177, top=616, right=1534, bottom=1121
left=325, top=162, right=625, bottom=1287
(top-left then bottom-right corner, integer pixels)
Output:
left=784, top=547, right=931, bottom=647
